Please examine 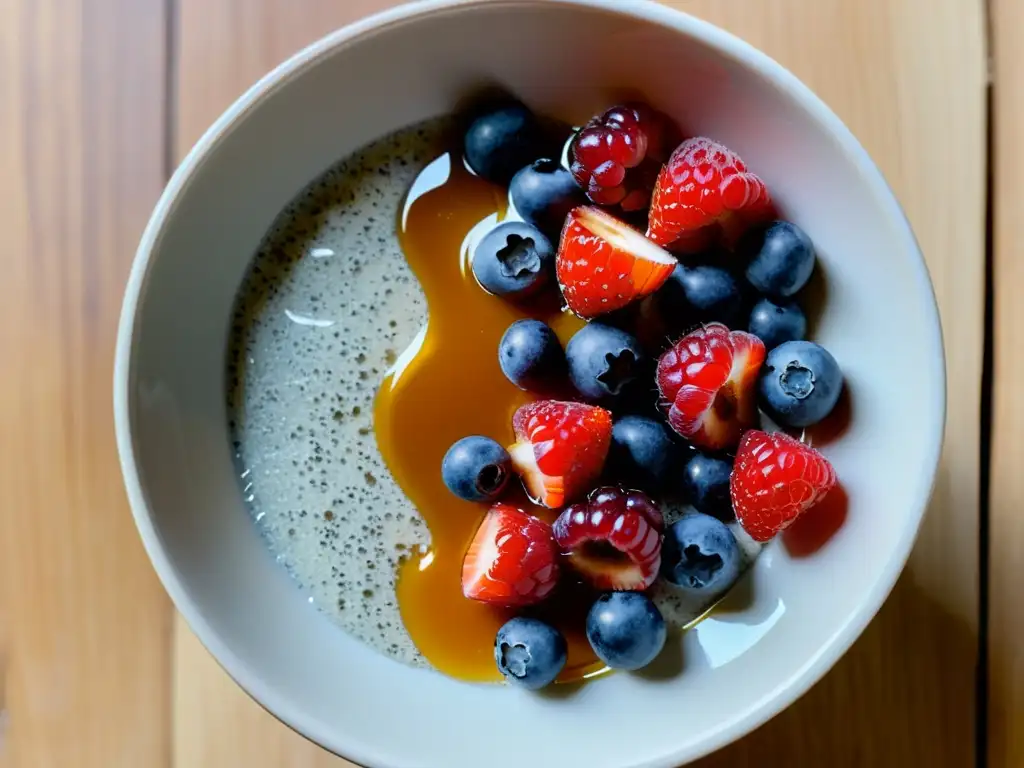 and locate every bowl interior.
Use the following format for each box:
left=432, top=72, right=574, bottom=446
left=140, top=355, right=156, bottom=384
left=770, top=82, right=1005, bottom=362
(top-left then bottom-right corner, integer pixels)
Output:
left=117, top=2, right=943, bottom=767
